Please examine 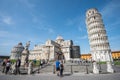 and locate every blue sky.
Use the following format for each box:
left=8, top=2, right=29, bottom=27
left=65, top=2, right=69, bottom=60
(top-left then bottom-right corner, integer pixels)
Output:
left=0, top=0, right=120, bottom=56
